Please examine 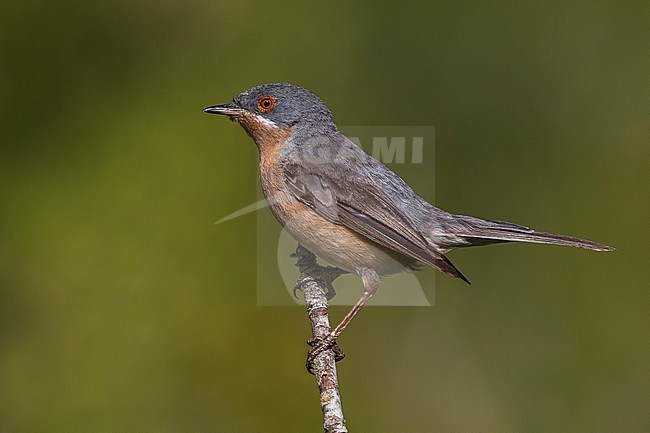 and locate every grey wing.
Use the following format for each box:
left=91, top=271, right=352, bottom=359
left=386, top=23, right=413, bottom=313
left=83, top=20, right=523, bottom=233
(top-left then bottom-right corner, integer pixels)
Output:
left=283, top=161, right=470, bottom=283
